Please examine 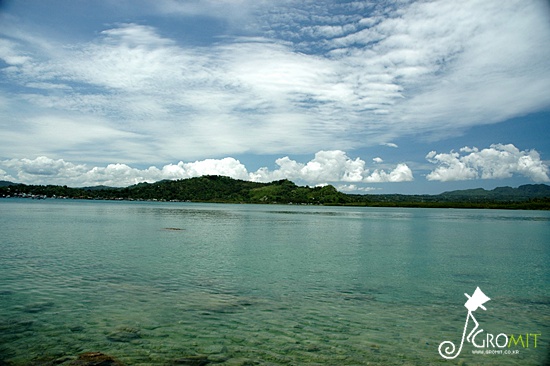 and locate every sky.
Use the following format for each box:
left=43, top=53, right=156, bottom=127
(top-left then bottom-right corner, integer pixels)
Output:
left=0, top=0, right=549, bottom=194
